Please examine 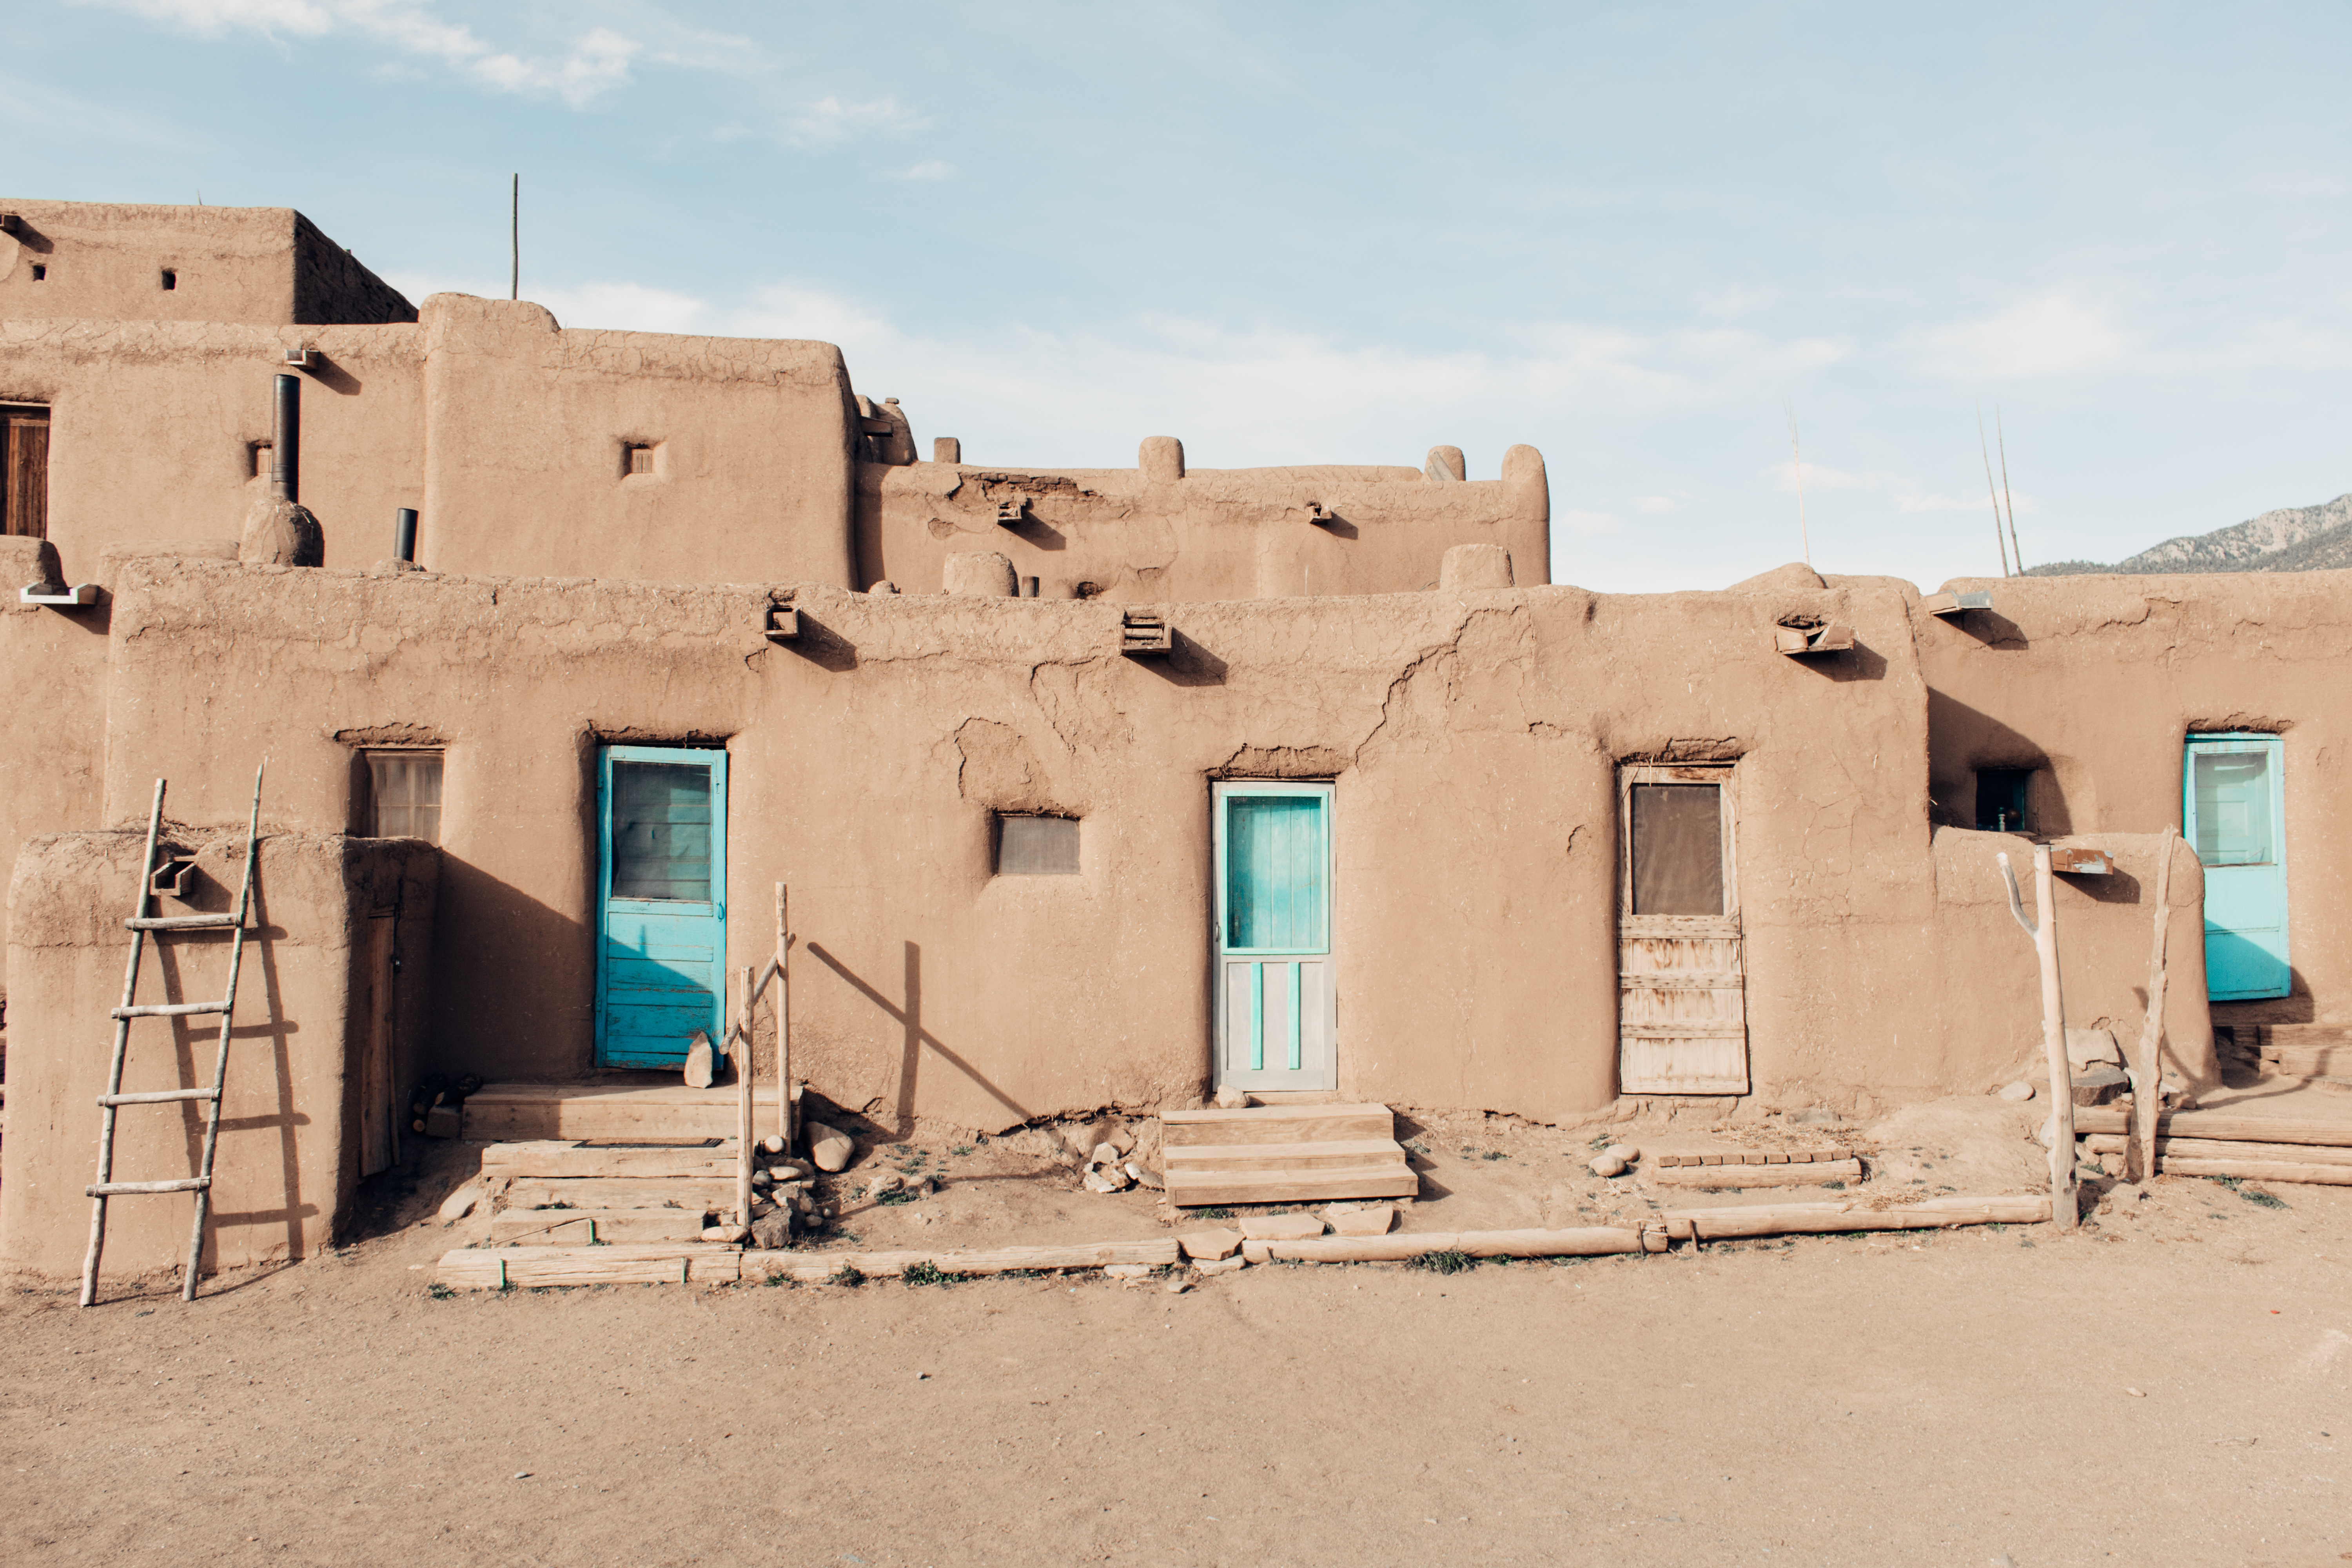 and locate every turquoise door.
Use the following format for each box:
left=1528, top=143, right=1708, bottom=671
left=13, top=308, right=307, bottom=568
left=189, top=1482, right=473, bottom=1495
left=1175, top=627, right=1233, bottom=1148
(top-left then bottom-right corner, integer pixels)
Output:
left=2184, top=733, right=2288, bottom=1001
left=1212, top=782, right=1336, bottom=1091
left=596, top=746, right=728, bottom=1069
